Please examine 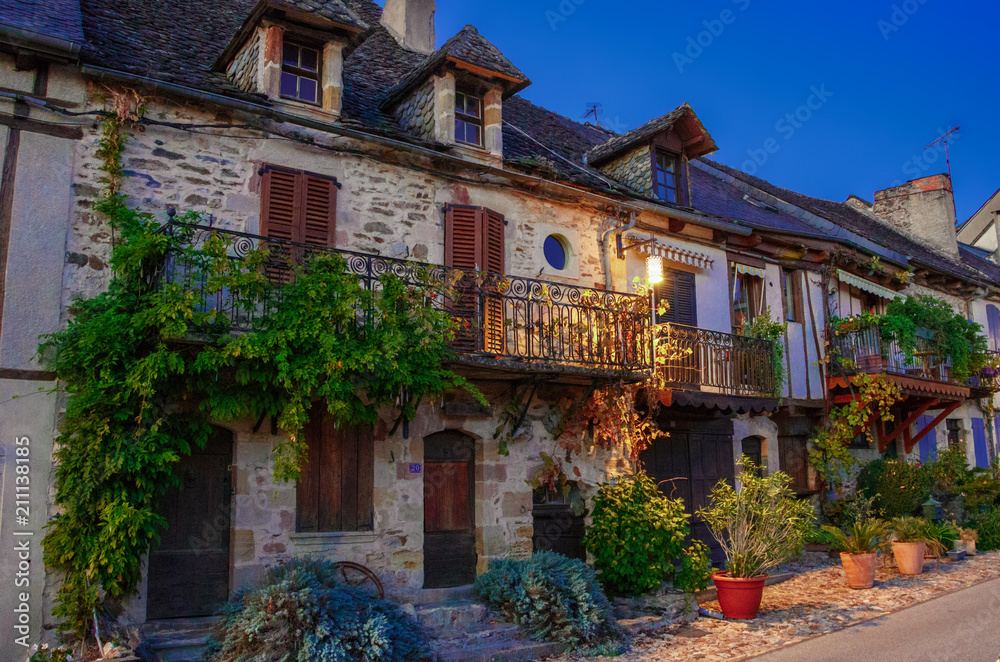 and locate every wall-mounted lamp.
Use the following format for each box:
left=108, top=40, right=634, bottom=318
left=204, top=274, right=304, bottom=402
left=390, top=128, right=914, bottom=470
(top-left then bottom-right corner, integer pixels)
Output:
left=646, top=255, right=664, bottom=285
